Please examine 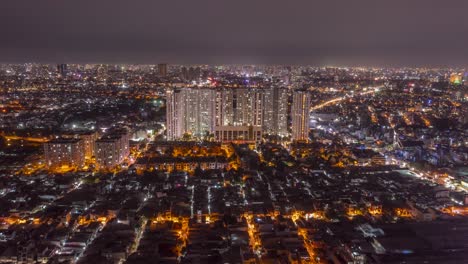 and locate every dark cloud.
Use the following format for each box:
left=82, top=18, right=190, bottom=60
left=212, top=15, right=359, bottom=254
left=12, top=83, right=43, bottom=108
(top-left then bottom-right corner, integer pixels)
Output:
left=1, top=0, right=468, bottom=66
